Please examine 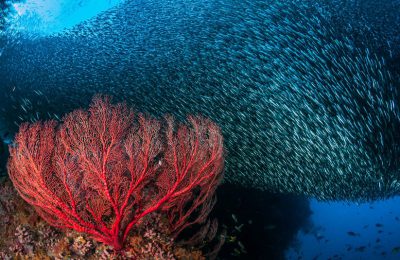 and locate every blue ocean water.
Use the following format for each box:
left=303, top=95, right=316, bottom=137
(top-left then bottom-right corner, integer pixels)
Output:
left=3, top=0, right=124, bottom=36
left=286, top=198, right=400, bottom=260
left=1, top=0, right=400, bottom=259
